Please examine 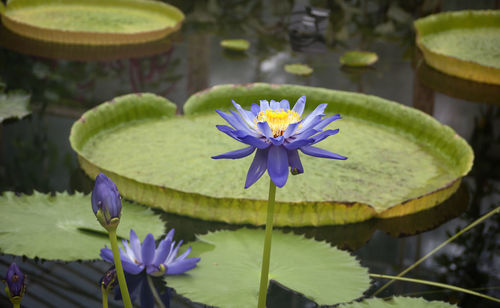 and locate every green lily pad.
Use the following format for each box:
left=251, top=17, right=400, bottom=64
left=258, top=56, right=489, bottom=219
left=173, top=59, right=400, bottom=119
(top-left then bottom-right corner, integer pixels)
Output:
left=0, top=191, right=164, bottom=261
left=0, top=90, right=30, bottom=122
left=70, top=84, right=473, bottom=226
left=1, top=0, right=185, bottom=45
left=284, top=63, right=313, bottom=76
left=340, top=51, right=378, bottom=67
left=341, top=297, right=457, bottom=308
left=168, top=229, right=370, bottom=307
left=220, top=39, right=250, bottom=51
left=415, top=10, right=500, bottom=85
